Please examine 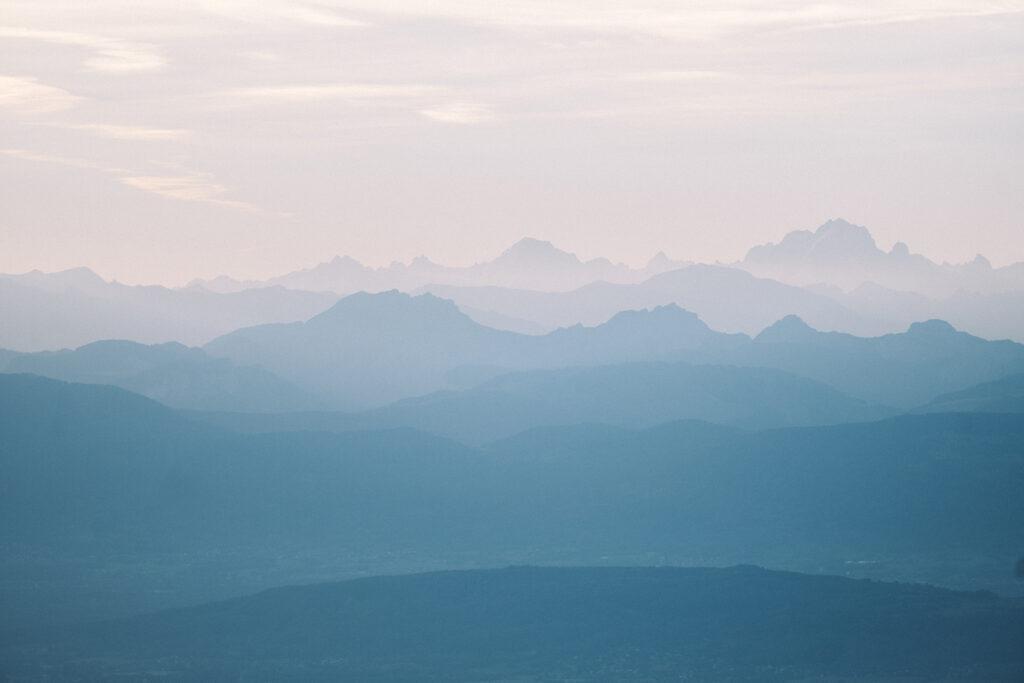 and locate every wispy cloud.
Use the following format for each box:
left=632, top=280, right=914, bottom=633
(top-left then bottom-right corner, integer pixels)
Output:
left=120, top=173, right=261, bottom=210
left=0, top=148, right=128, bottom=173
left=196, top=0, right=369, bottom=28
left=0, top=76, right=82, bottom=114
left=419, top=102, right=495, bottom=124
left=307, top=1, right=1024, bottom=40
left=2, top=148, right=260, bottom=212
left=627, top=70, right=730, bottom=83
left=0, top=26, right=165, bottom=72
left=46, top=123, right=193, bottom=141
left=223, top=83, right=445, bottom=102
